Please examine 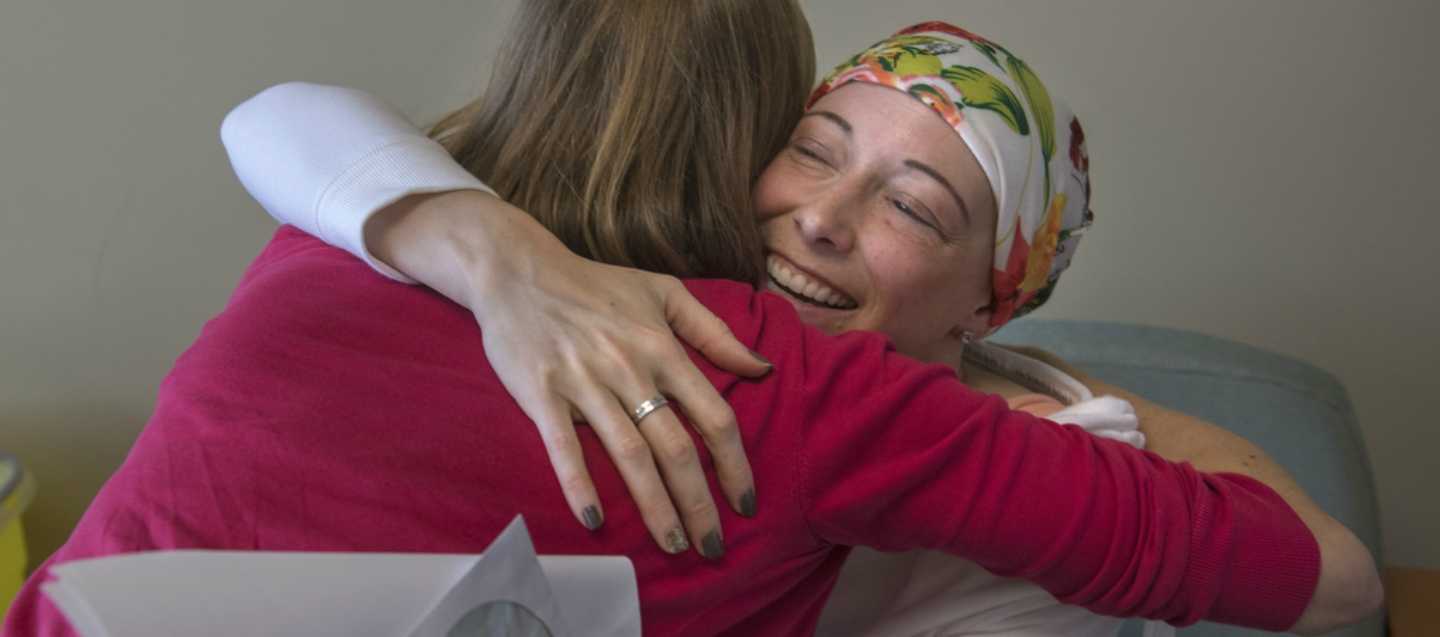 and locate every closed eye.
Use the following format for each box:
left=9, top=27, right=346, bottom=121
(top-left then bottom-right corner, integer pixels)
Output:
left=890, top=197, right=949, bottom=240
left=790, top=140, right=832, bottom=167
left=891, top=198, right=932, bottom=228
